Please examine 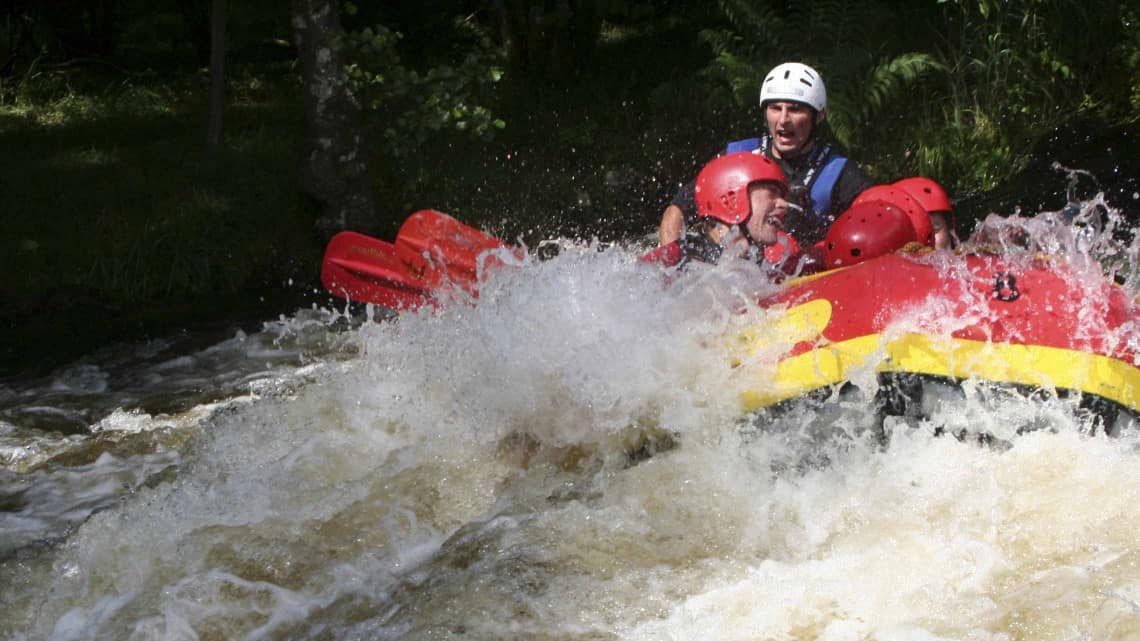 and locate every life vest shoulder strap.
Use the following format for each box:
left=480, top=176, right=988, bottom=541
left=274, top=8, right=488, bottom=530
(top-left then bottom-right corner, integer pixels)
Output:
left=725, top=138, right=763, bottom=154
left=809, top=155, right=847, bottom=217
left=723, top=137, right=847, bottom=218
